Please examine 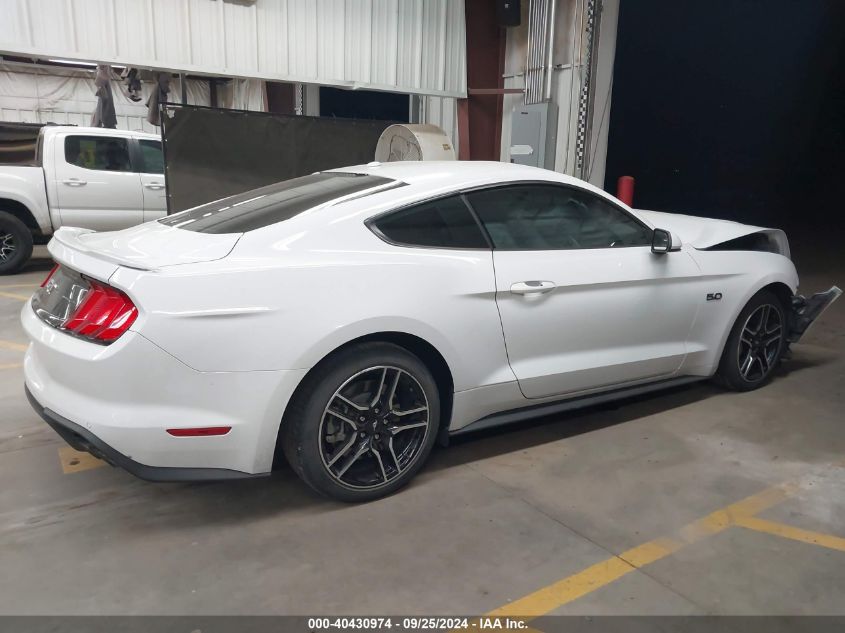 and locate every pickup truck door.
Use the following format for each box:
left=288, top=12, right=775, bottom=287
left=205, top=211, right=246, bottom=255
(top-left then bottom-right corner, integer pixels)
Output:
left=136, top=138, right=168, bottom=221
left=52, top=133, right=144, bottom=231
